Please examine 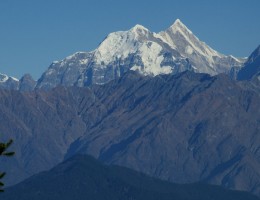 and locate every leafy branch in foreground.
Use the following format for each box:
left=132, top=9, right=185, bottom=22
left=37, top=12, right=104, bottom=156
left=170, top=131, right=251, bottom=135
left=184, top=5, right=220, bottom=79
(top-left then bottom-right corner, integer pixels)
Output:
left=0, top=139, right=15, bottom=192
